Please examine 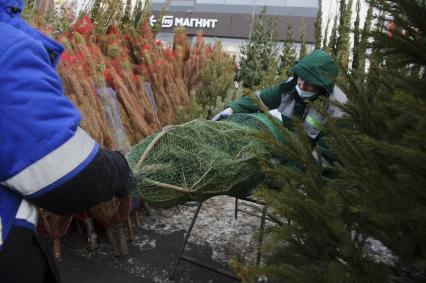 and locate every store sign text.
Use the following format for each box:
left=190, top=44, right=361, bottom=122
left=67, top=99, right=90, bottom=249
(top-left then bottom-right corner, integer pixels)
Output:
left=150, top=15, right=218, bottom=29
